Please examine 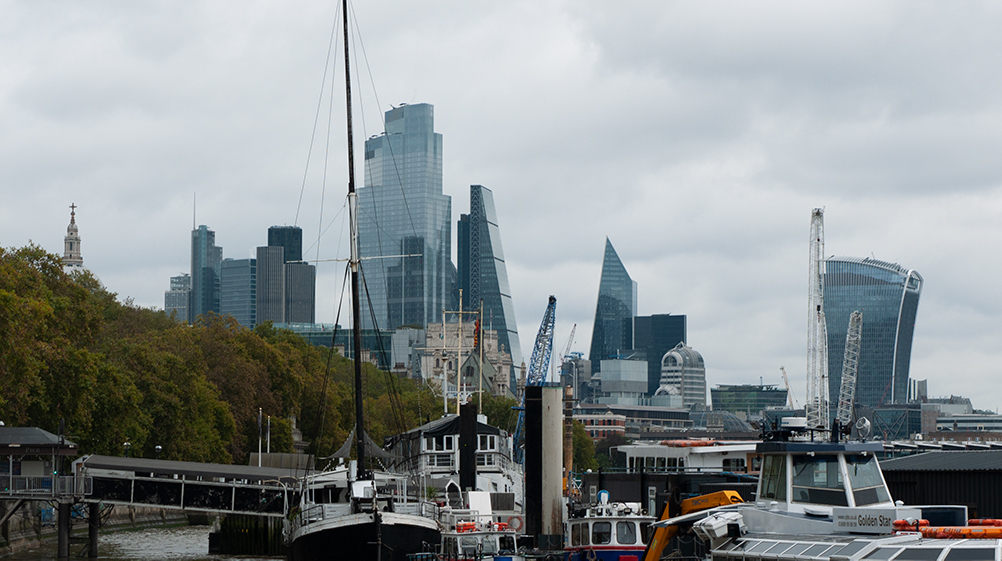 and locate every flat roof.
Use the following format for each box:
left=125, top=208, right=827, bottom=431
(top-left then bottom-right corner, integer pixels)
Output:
left=0, top=427, right=78, bottom=456
left=77, top=454, right=306, bottom=484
